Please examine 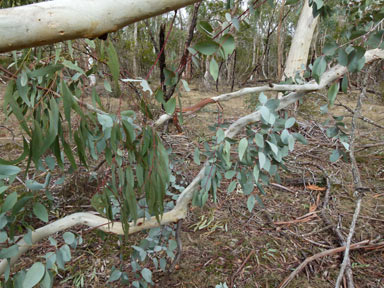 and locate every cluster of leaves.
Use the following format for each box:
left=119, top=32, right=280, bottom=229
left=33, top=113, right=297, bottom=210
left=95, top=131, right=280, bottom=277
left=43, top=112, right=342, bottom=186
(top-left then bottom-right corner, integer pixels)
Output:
left=0, top=40, right=172, bottom=287
left=193, top=93, right=307, bottom=212
left=108, top=226, right=178, bottom=287
left=191, top=21, right=236, bottom=81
